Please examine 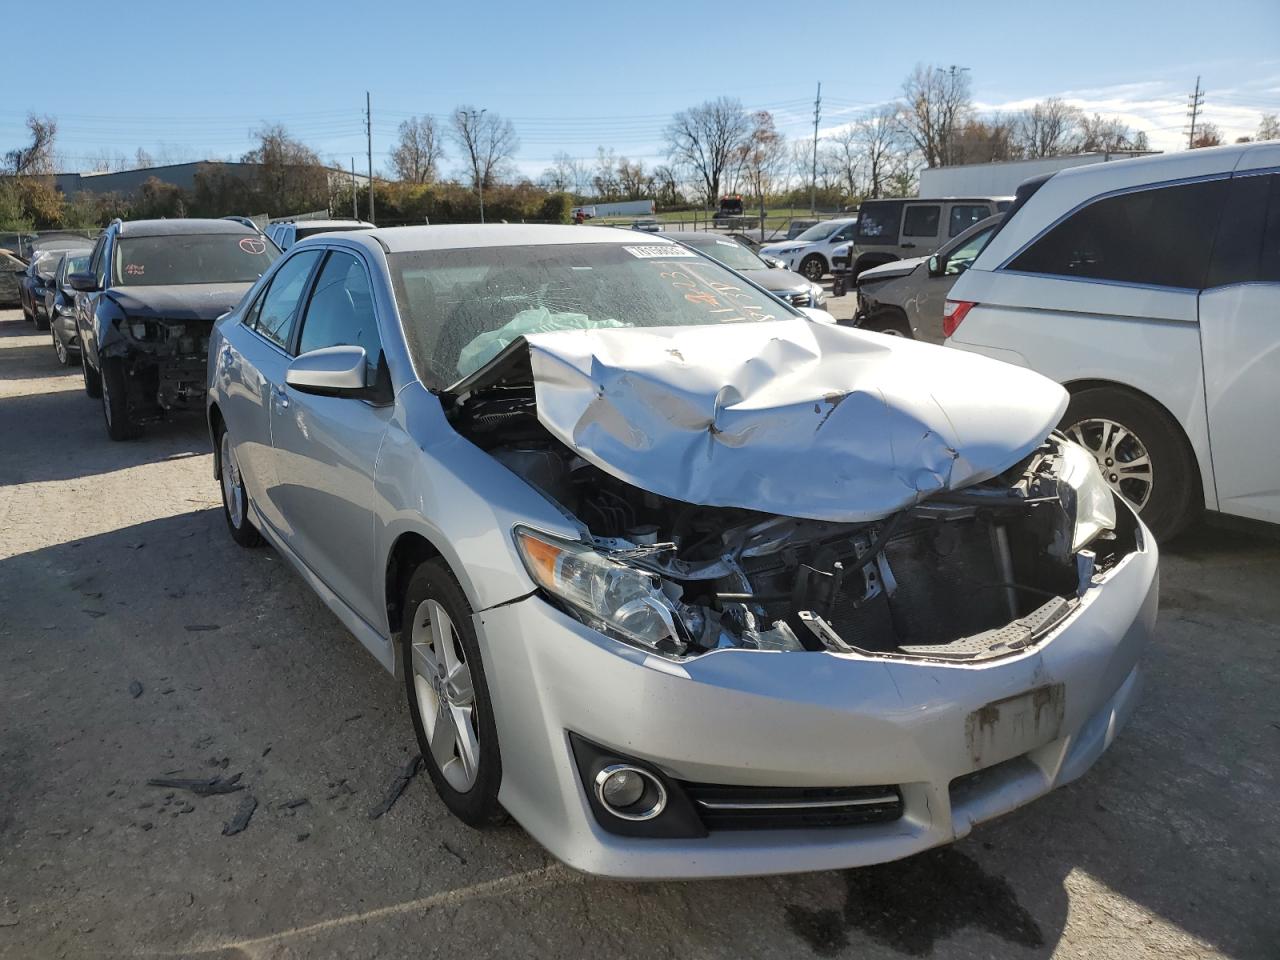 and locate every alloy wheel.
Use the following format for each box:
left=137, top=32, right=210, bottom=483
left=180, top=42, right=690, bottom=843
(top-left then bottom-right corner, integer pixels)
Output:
left=1065, top=417, right=1153, bottom=511
left=411, top=599, right=480, bottom=792
left=220, top=431, right=245, bottom=529
left=53, top=330, right=66, bottom=364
